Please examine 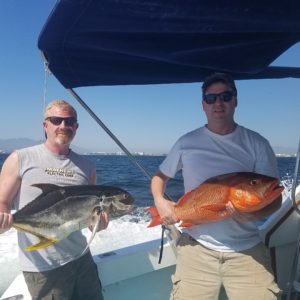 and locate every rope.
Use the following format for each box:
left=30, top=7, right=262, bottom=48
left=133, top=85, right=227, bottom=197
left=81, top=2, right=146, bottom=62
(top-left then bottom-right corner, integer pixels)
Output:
left=67, top=88, right=181, bottom=262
